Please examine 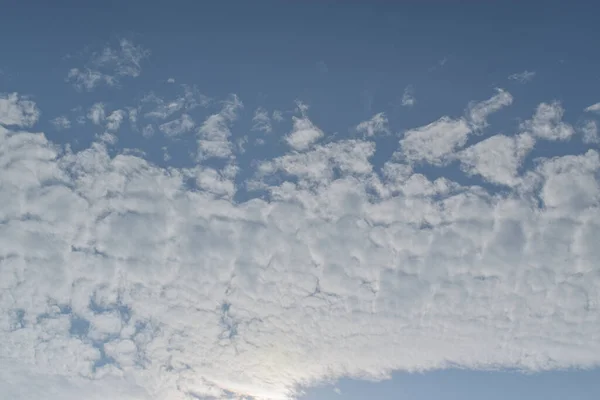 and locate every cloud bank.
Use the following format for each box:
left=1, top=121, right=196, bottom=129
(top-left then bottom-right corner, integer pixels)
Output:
left=1, top=87, right=600, bottom=400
